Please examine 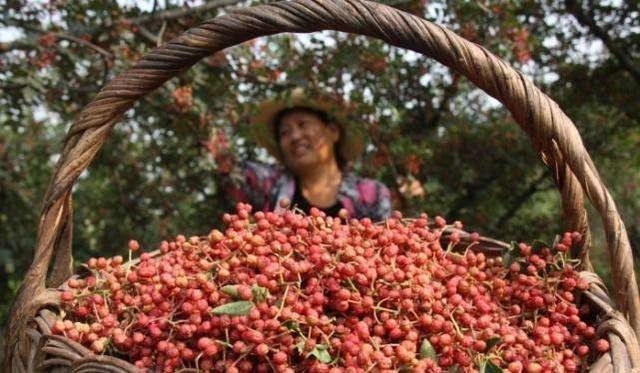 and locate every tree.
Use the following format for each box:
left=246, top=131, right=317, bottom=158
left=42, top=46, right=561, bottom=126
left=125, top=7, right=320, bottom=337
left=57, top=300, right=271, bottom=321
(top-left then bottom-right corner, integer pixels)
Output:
left=1, top=0, right=638, bottom=339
